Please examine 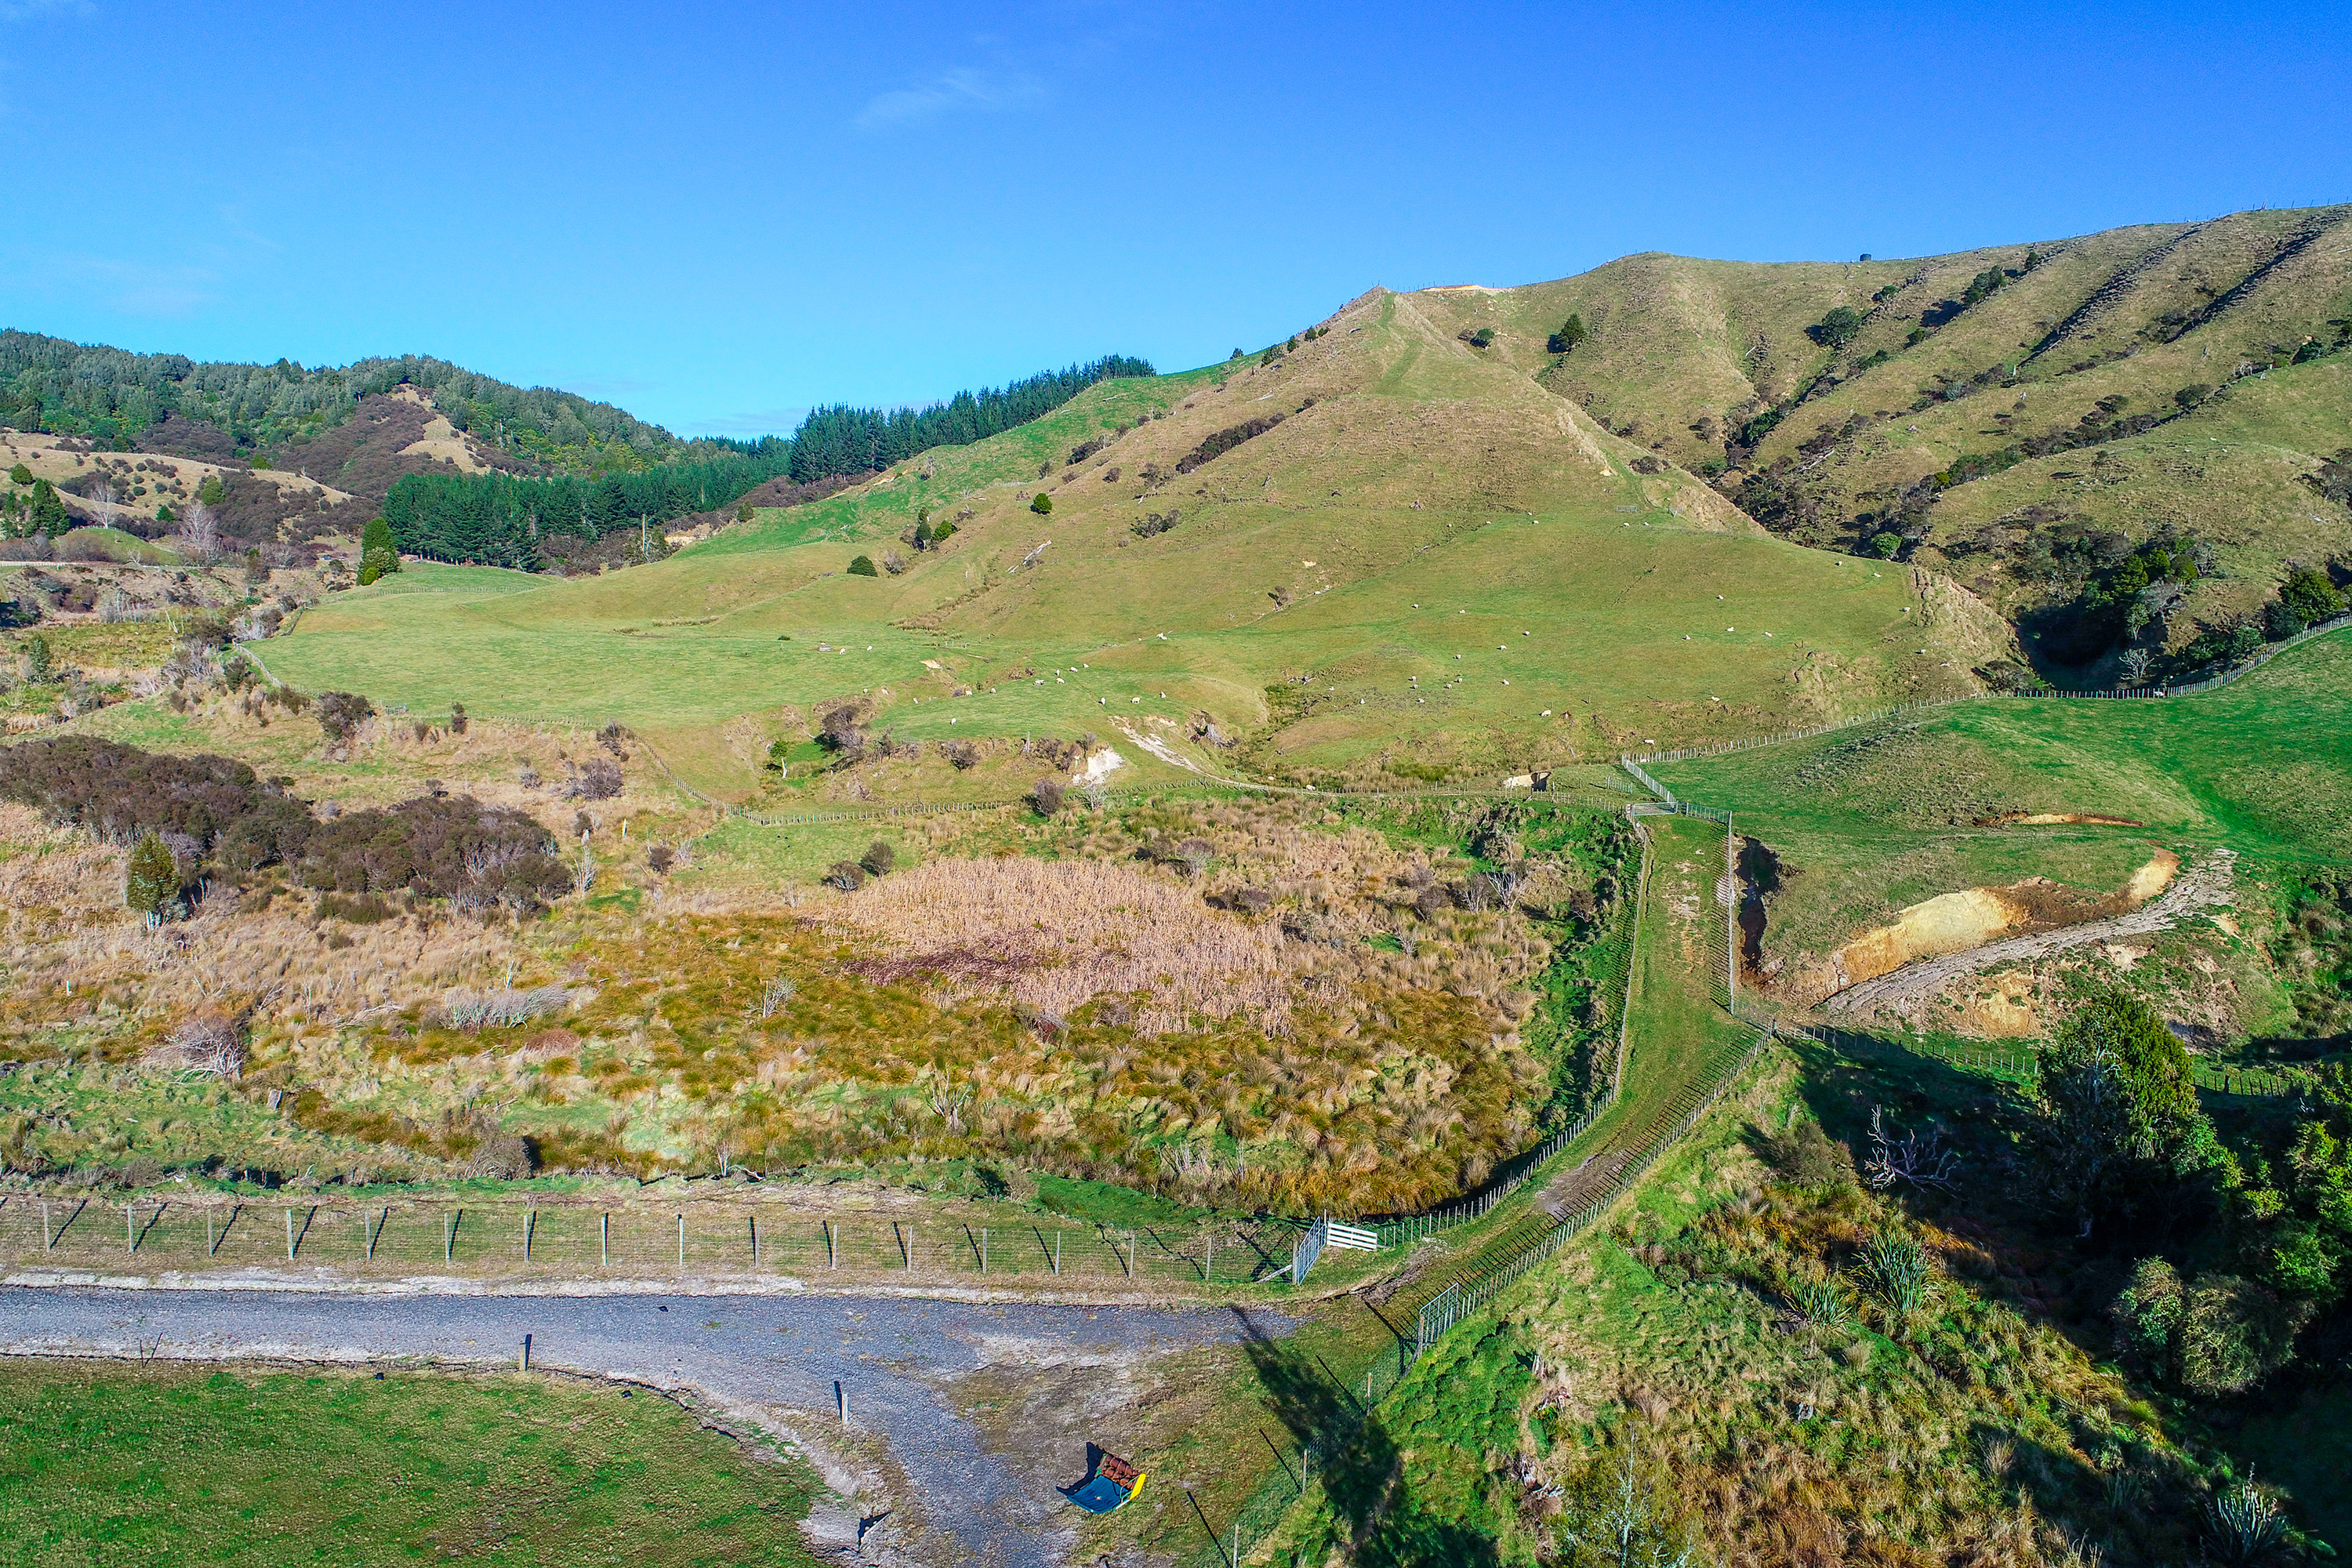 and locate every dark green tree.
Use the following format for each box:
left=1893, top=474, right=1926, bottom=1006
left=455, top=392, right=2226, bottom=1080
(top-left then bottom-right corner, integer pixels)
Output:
left=1962, top=267, right=2008, bottom=307
left=847, top=554, right=878, bottom=577
left=1813, top=306, right=1868, bottom=348
left=2279, top=566, right=2345, bottom=626
left=1030, top=492, right=1054, bottom=516
left=31, top=479, right=68, bottom=537
left=125, top=833, right=179, bottom=924
left=196, top=474, right=225, bottom=506
left=154, top=502, right=175, bottom=524
left=1548, top=314, right=1589, bottom=354
left=2033, top=990, right=2222, bottom=1239
left=7, top=462, right=30, bottom=486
